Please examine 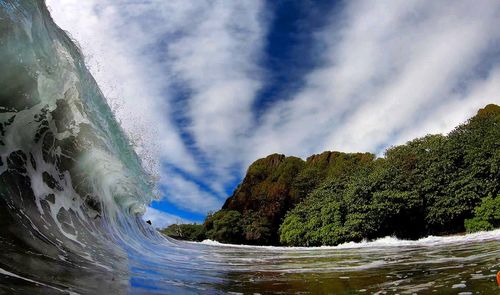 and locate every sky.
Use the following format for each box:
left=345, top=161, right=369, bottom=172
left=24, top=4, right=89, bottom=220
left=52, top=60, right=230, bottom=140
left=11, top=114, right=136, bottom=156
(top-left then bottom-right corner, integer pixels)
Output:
left=46, top=0, right=500, bottom=226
